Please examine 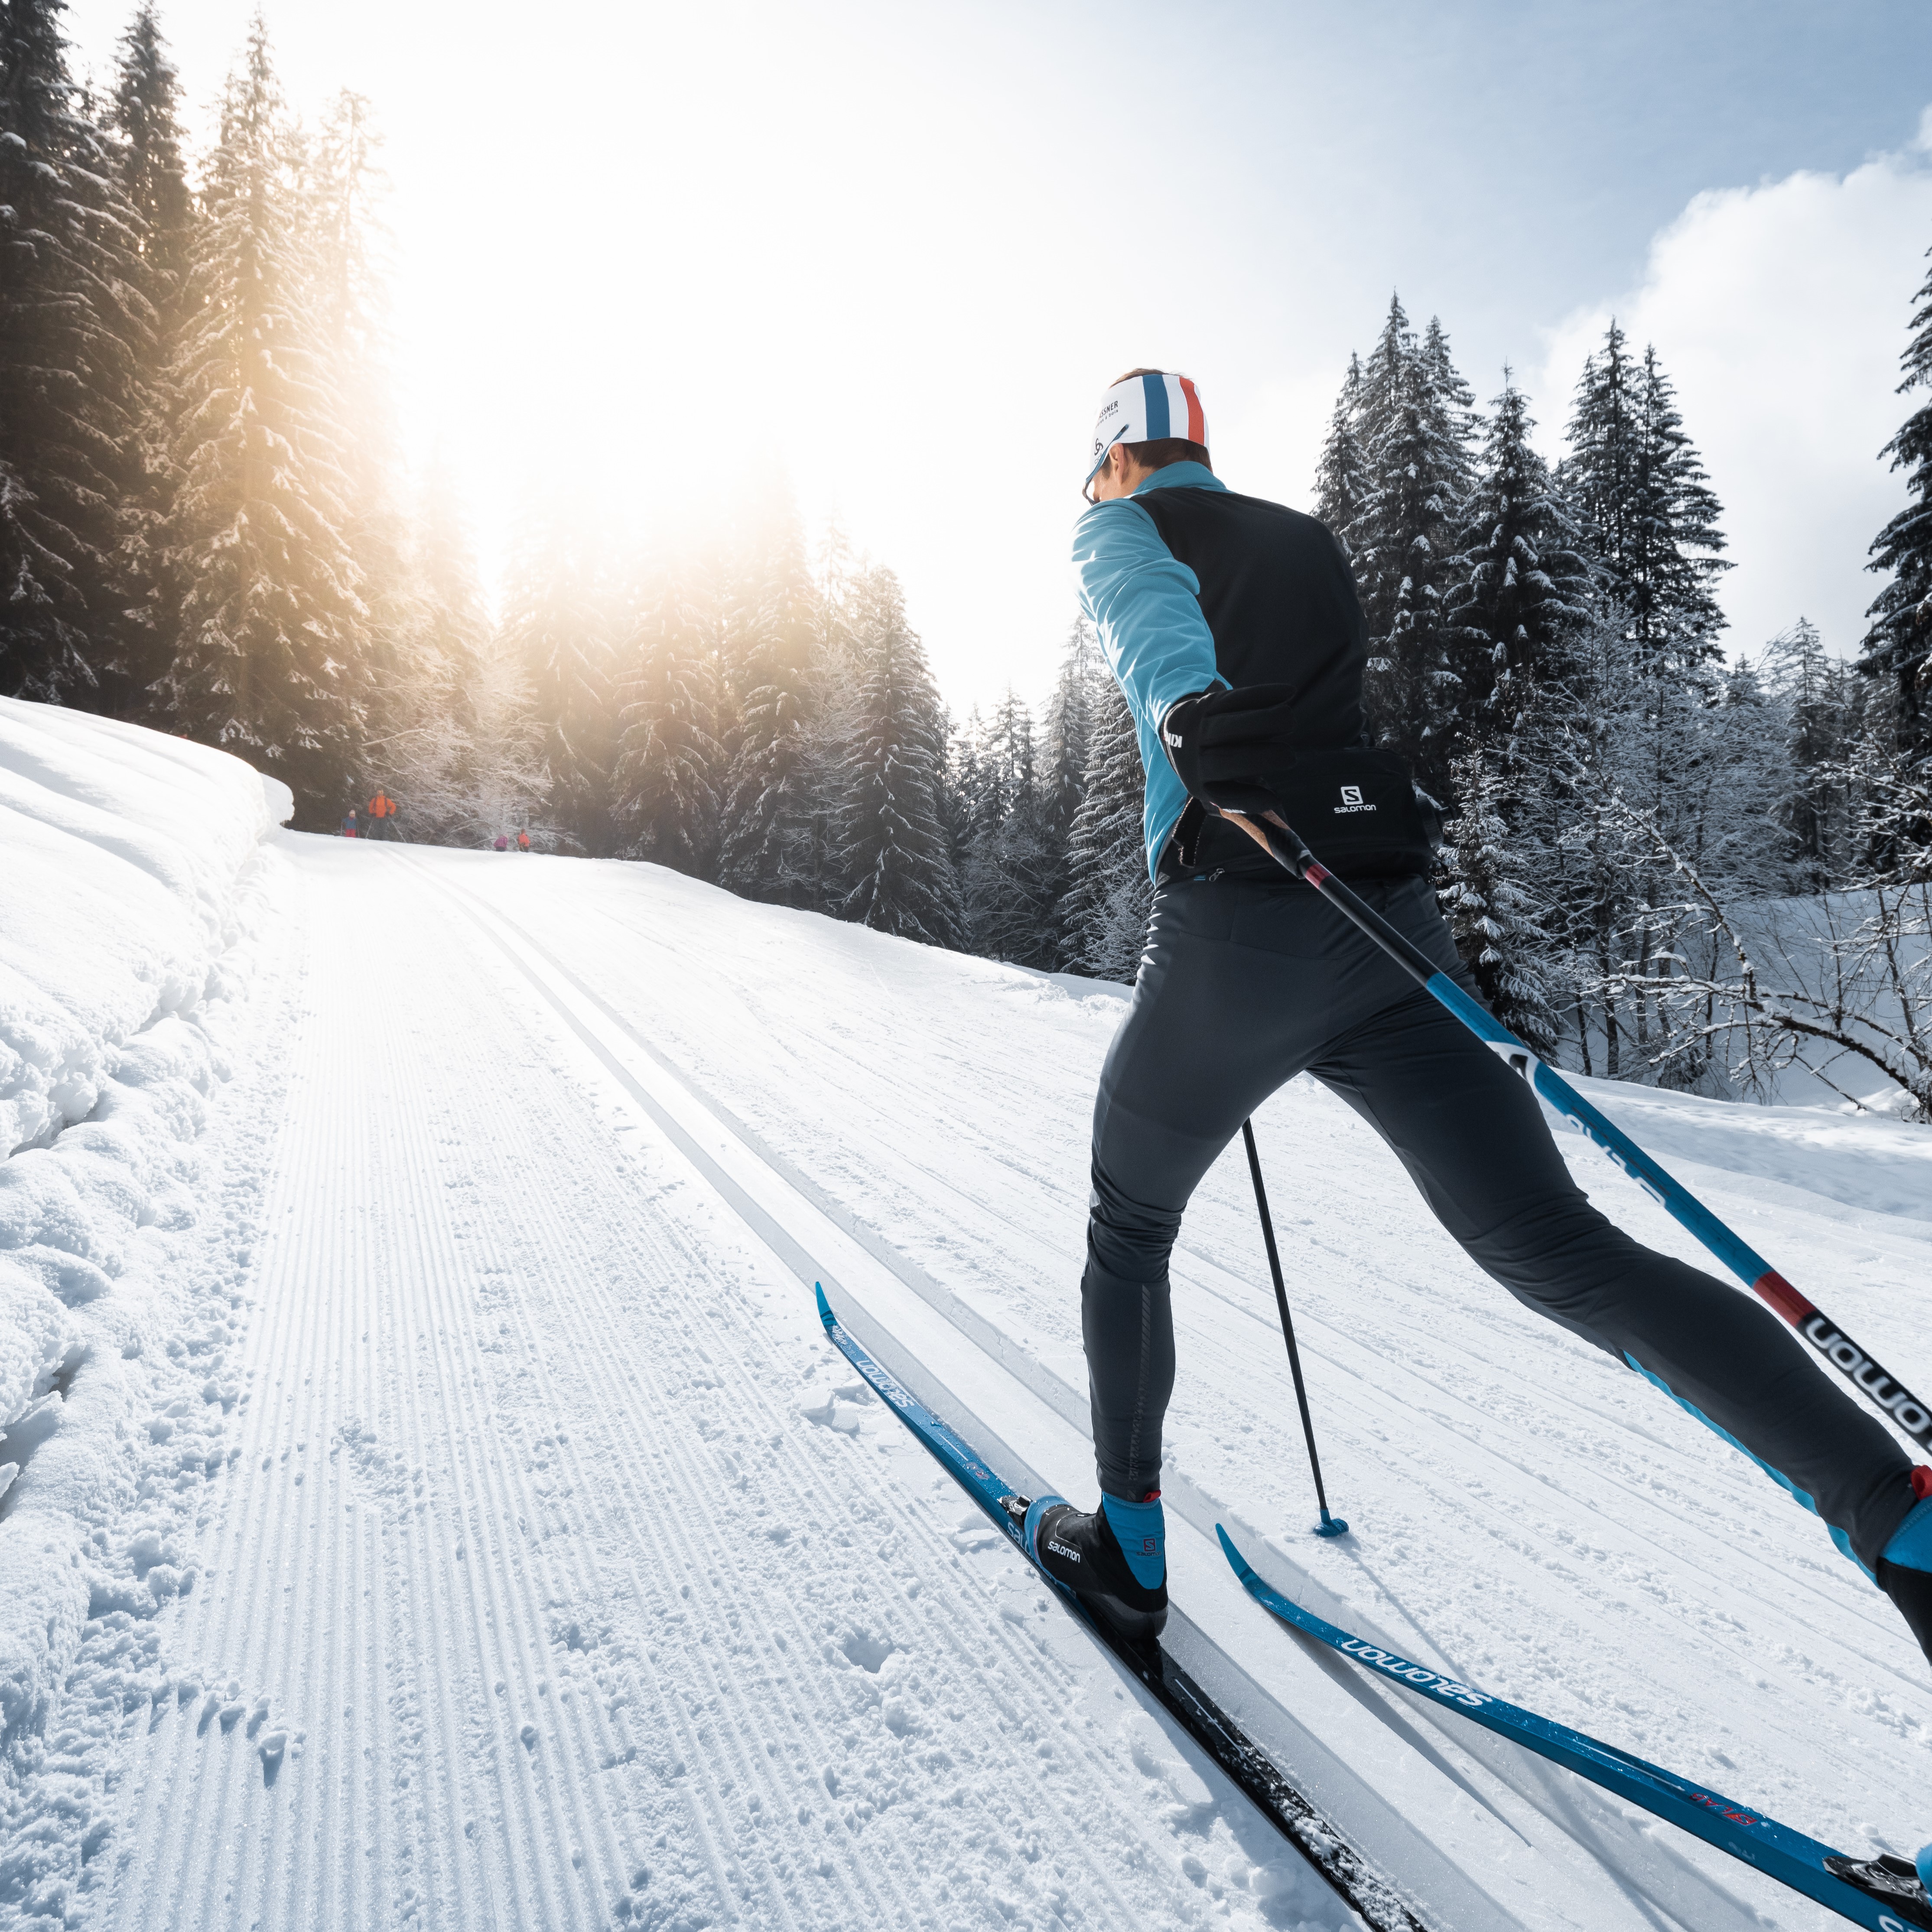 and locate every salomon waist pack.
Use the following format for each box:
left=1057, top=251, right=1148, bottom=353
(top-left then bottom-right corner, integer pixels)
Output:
left=1163, top=748, right=1438, bottom=884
